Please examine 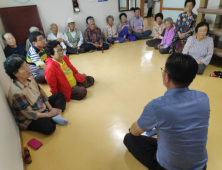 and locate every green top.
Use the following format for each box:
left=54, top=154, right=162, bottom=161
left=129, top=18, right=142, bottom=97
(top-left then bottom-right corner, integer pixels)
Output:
left=65, top=28, right=80, bottom=46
